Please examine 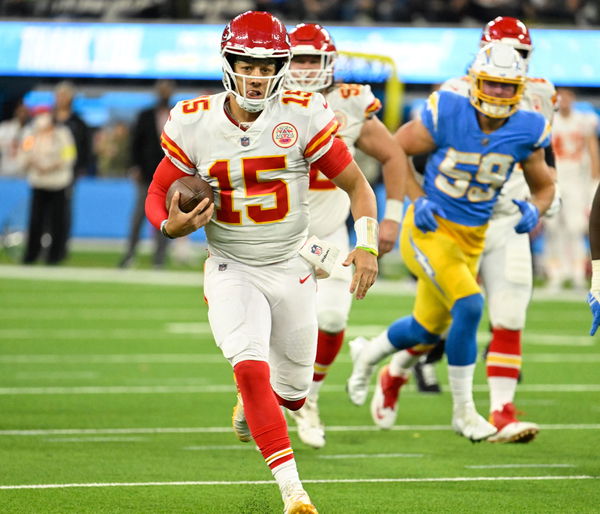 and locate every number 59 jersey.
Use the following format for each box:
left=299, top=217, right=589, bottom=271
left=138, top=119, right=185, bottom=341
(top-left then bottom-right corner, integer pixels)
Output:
left=161, top=90, right=340, bottom=265
left=421, top=91, right=551, bottom=226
